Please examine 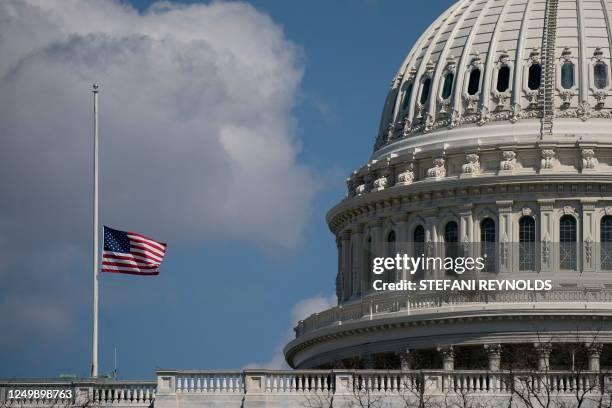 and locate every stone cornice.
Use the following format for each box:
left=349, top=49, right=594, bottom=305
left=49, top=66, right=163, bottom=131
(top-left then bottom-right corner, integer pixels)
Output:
left=327, top=175, right=612, bottom=234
